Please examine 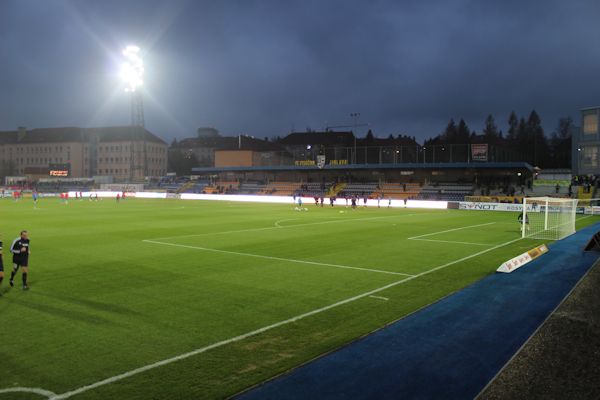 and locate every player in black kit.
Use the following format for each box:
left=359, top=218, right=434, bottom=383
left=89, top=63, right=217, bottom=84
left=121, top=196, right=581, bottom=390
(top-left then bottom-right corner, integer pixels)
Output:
left=9, top=230, right=30, bottom=290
